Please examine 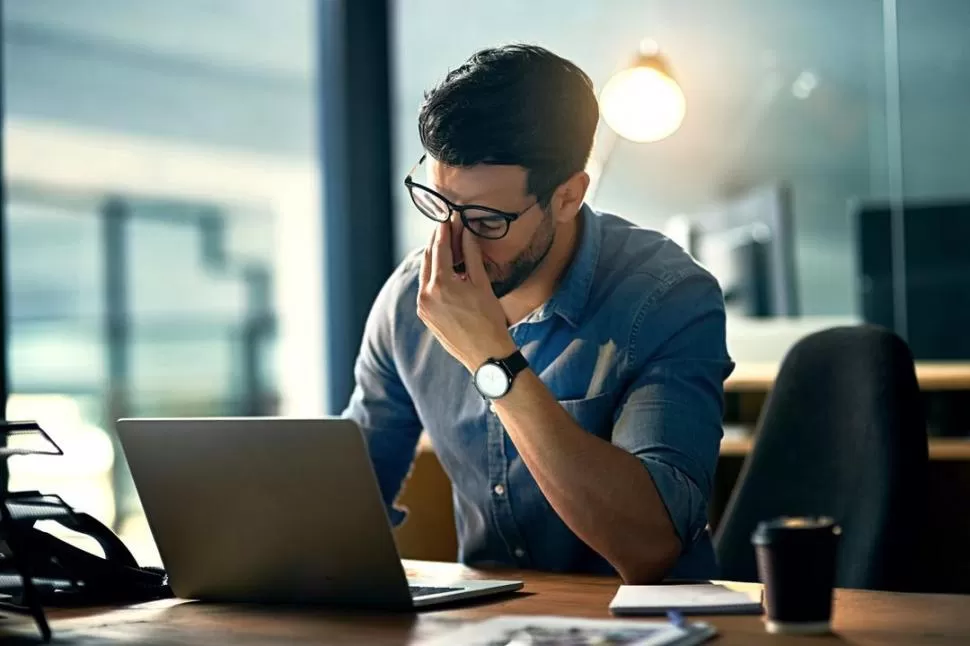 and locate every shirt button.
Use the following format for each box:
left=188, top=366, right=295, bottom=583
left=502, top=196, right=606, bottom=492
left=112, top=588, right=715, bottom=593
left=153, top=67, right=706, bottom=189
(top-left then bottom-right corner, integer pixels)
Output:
left=514, top=547, right=526, bottom=559
left=492, top=484, right=505, bottom=496
left=488, top=403, right=497, bottom=414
